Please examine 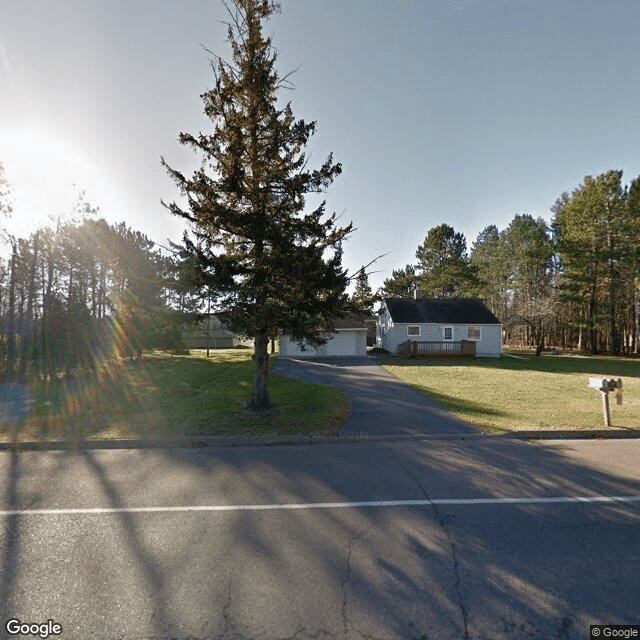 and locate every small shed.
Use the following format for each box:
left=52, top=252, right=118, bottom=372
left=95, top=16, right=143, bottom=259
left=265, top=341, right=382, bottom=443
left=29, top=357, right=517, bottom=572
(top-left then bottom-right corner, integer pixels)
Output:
left=377, top=297, right=502, bottom=357
left=279, top=318, right=368, bottom=358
